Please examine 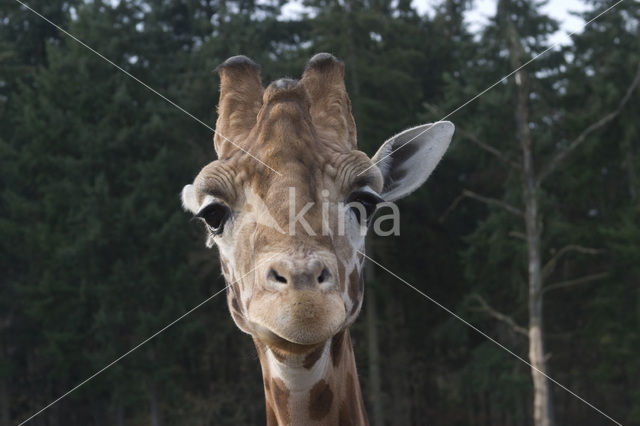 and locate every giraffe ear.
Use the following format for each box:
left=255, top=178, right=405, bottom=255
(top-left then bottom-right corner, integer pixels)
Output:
left=371, top=121, right=454, bottom=202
